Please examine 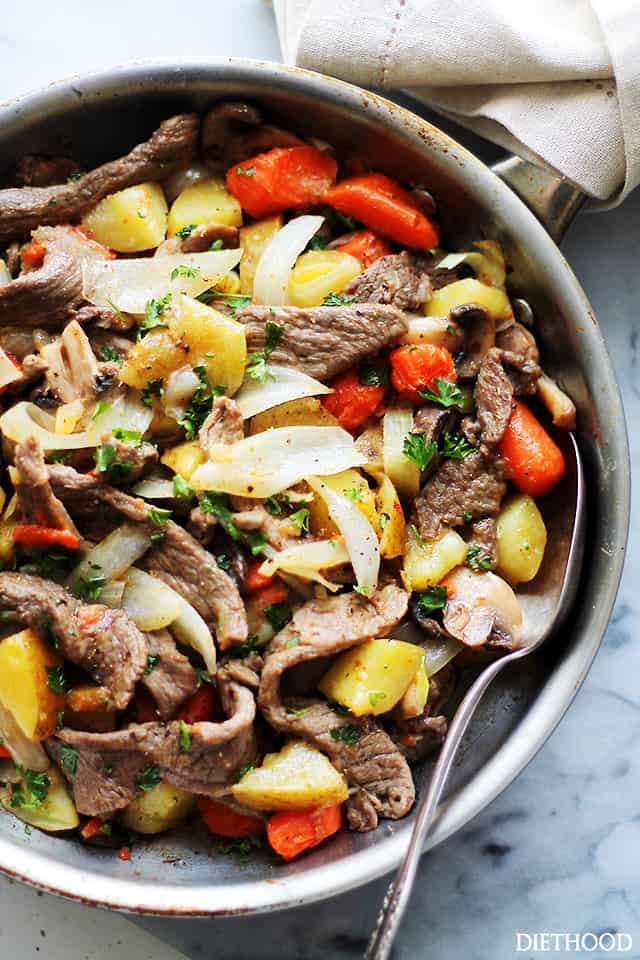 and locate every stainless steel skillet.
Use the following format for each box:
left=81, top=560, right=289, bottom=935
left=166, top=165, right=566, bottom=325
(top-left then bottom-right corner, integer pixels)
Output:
left=0, top=58, right=629, bottom=917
